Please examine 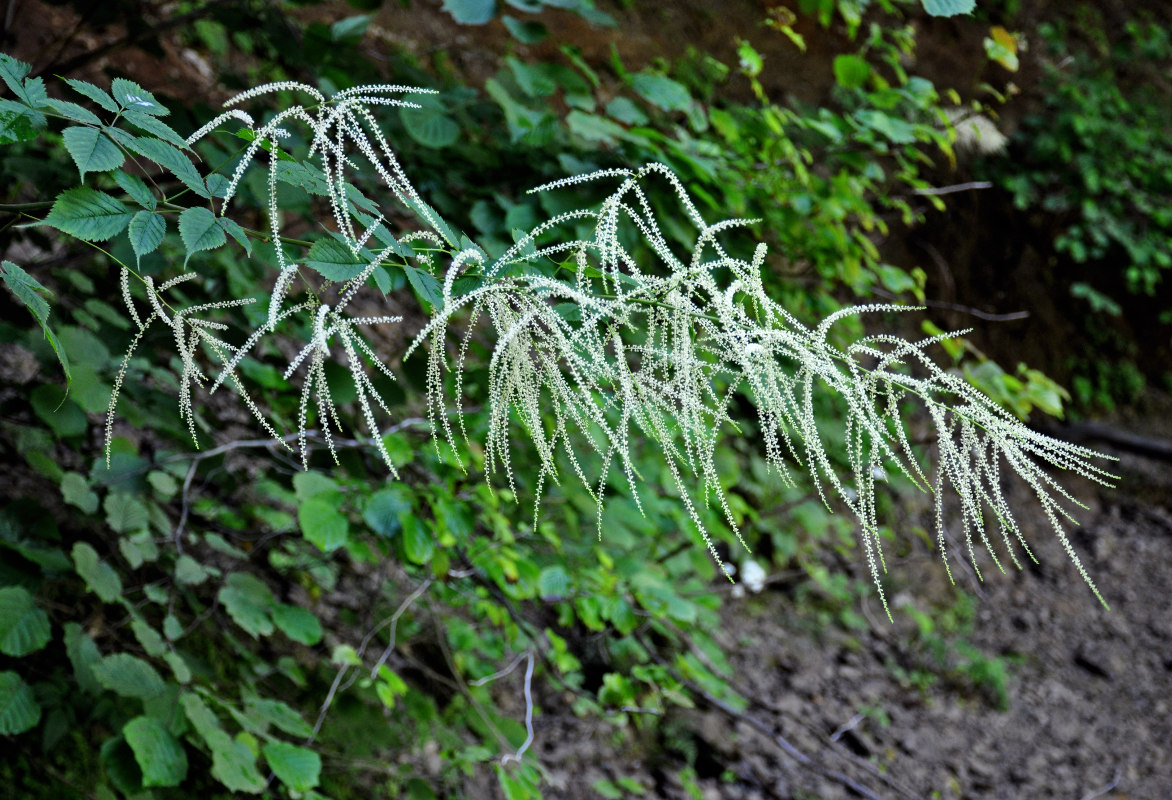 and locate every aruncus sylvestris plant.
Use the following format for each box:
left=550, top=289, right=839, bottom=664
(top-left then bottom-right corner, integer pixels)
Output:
left=87, top=77, right=1114, bottom=616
